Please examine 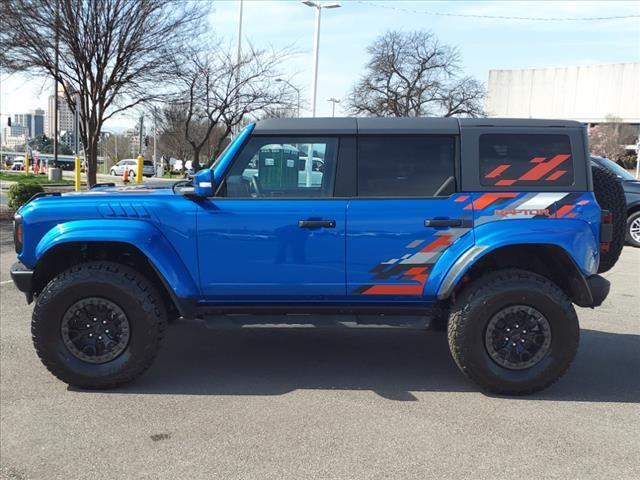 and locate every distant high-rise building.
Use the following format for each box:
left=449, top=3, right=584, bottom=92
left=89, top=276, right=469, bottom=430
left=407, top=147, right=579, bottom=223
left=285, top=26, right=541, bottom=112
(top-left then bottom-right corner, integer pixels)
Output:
left=14, top=109, right=45, bottom=138
left=45, top=93, right=74, bottom=140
